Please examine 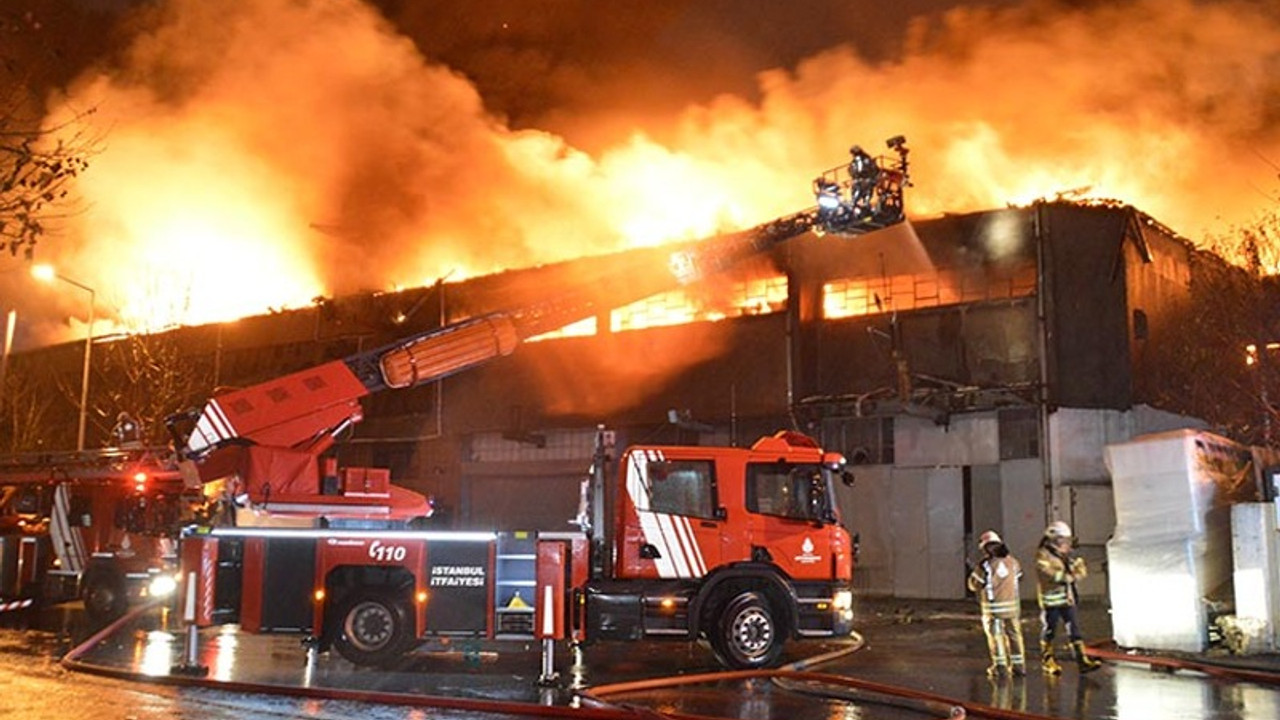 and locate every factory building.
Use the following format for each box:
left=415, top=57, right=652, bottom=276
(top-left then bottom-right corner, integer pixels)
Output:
left=5, top=201, right=1264, bottom=600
